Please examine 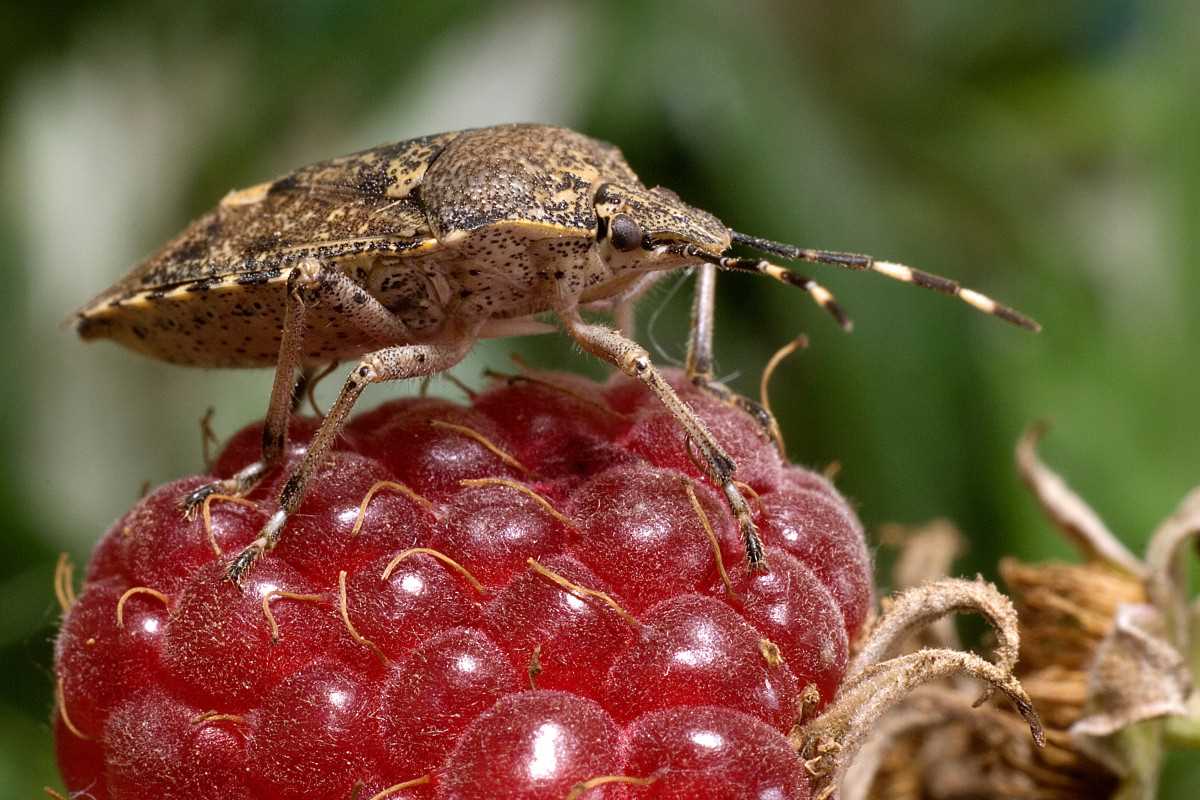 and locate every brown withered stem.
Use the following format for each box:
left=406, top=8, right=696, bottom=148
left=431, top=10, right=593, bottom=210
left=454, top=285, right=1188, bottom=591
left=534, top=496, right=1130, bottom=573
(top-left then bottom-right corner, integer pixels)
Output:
left=794, top=567, right=1044, bottom=800
left=858, top=425, right=1199, bottom=800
